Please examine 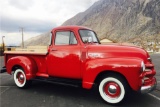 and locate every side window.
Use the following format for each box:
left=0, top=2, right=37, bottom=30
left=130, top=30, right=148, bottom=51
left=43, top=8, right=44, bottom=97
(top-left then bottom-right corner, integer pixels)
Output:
left=55, top=31, right=77, bottom=45
left=49, top=32, right=52, bottom=45
left=70, top=32, right=77, bottom=45
left=55, top=32, right=70, bottom=45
